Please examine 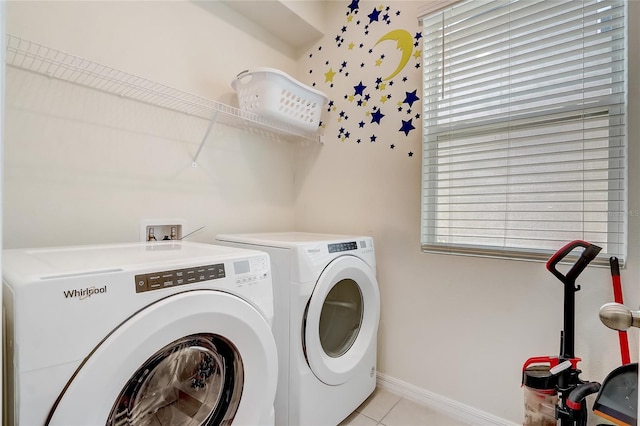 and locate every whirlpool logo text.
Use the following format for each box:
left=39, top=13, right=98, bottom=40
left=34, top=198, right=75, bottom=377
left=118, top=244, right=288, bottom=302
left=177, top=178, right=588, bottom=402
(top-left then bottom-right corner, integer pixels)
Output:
left=63, top=286, right=107, bottom=300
